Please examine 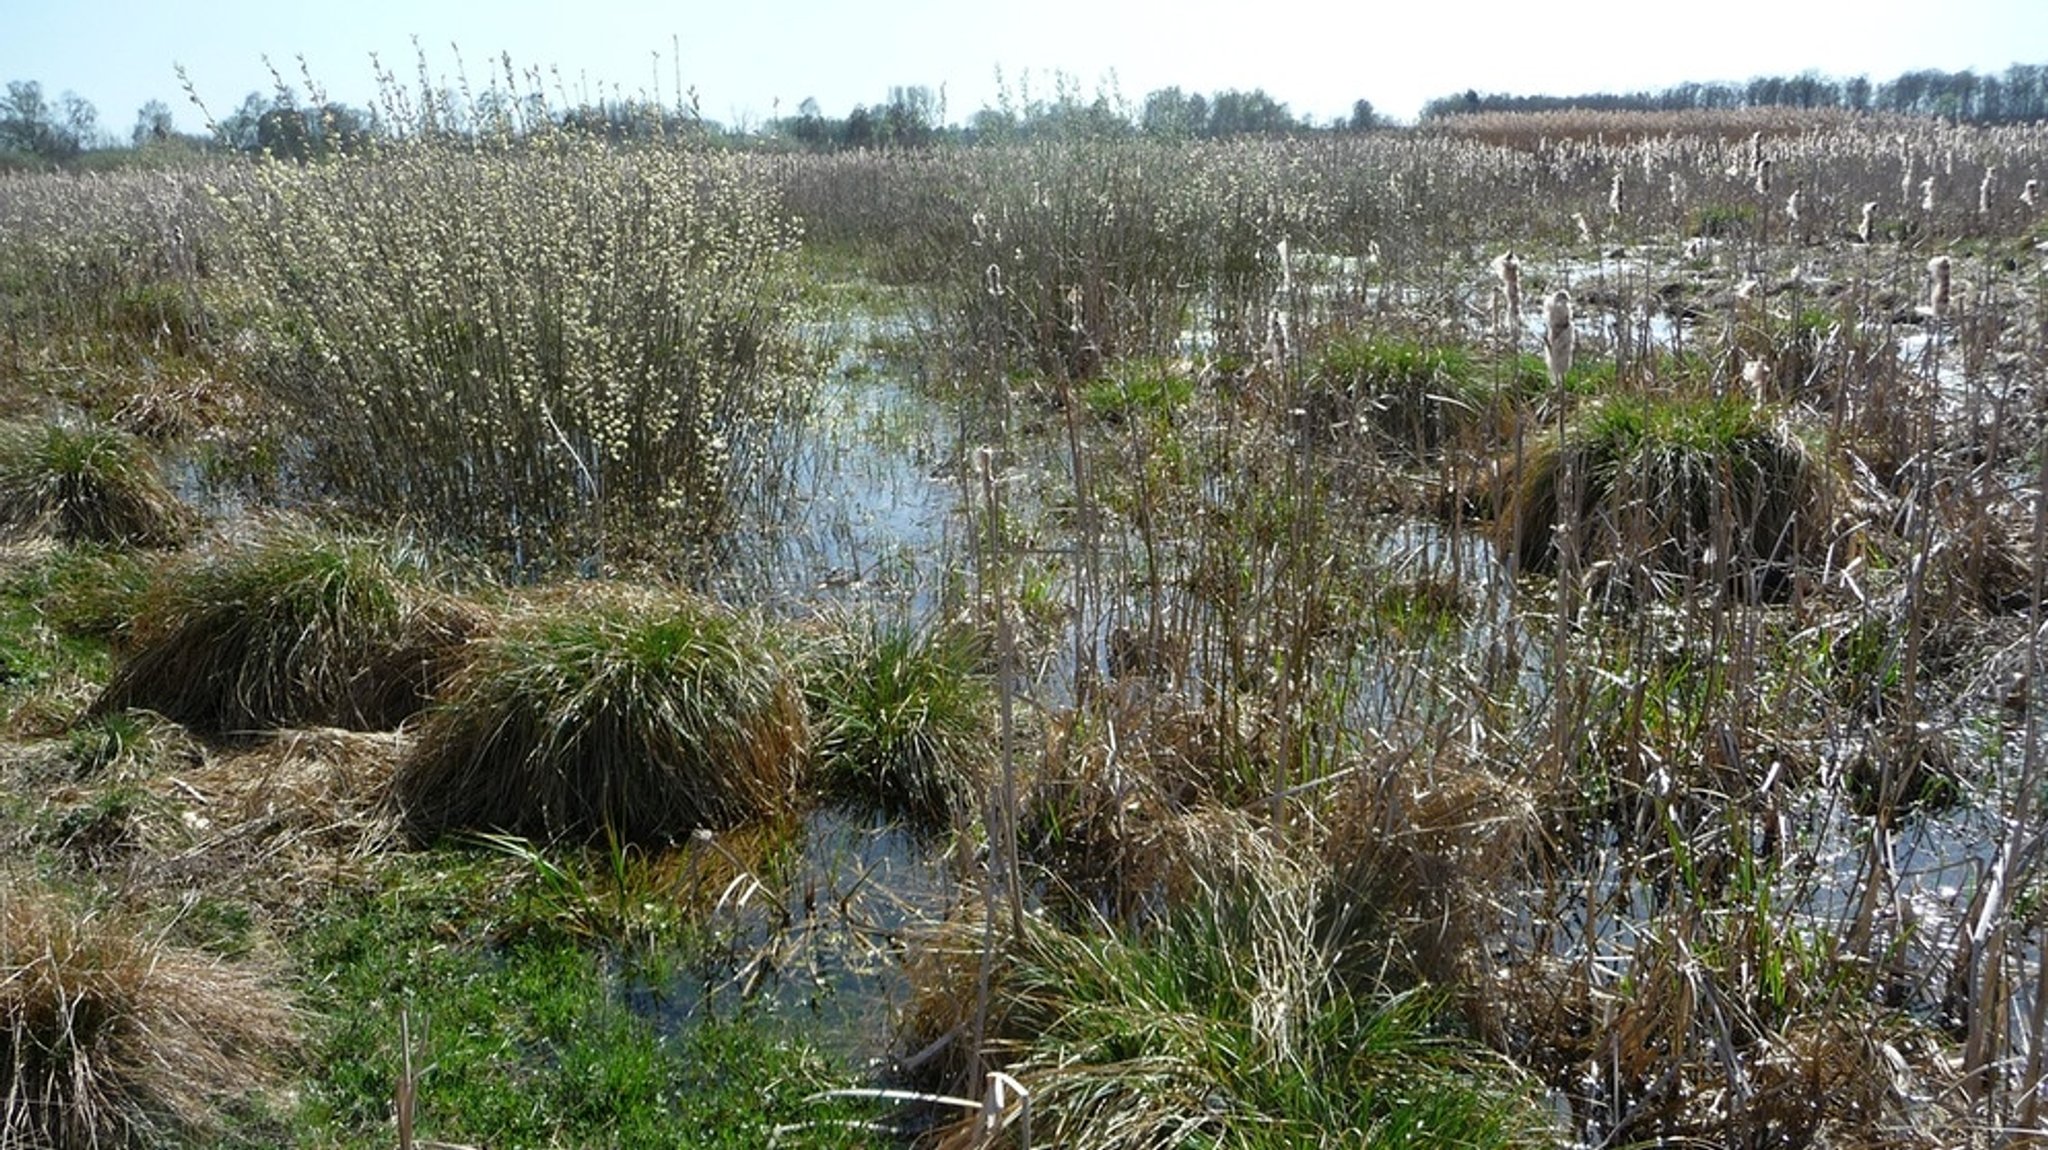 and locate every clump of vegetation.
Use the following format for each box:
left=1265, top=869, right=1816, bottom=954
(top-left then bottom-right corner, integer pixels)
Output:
left=0, top=418, right=190, bottom=548
left=1501, top=392, right=1843, bottom=591
left=904, top=852, right=1547, bottom=1148
left=808, top=618, right=992, bottom=832
left=1309, top=334, right=1495, bottom=454
left=65, top=707, right=197, bottom=779
left=0, top=886, right=297, bottom=1147
left=91, top=521, right=479, bottom=733
left=1081, top=359, right=1196, bottom=423
left=396, top=586, right=806, bottom=844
